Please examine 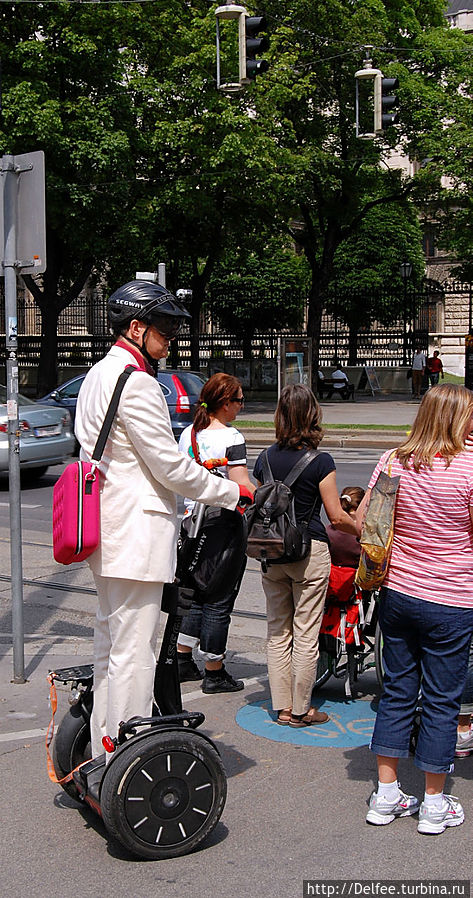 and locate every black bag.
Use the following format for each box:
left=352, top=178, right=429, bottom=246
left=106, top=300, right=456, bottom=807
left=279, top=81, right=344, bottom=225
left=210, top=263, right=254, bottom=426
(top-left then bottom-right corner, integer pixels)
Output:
left=246, top=448, right=318, bottom=572
left=177, top=506, right=247, bottom=603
